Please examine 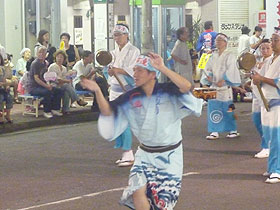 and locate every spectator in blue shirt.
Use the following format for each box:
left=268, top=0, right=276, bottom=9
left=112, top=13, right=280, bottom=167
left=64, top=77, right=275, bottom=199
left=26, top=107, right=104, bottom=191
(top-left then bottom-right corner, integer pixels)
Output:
left=196, top=21, right=218, bottom=56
